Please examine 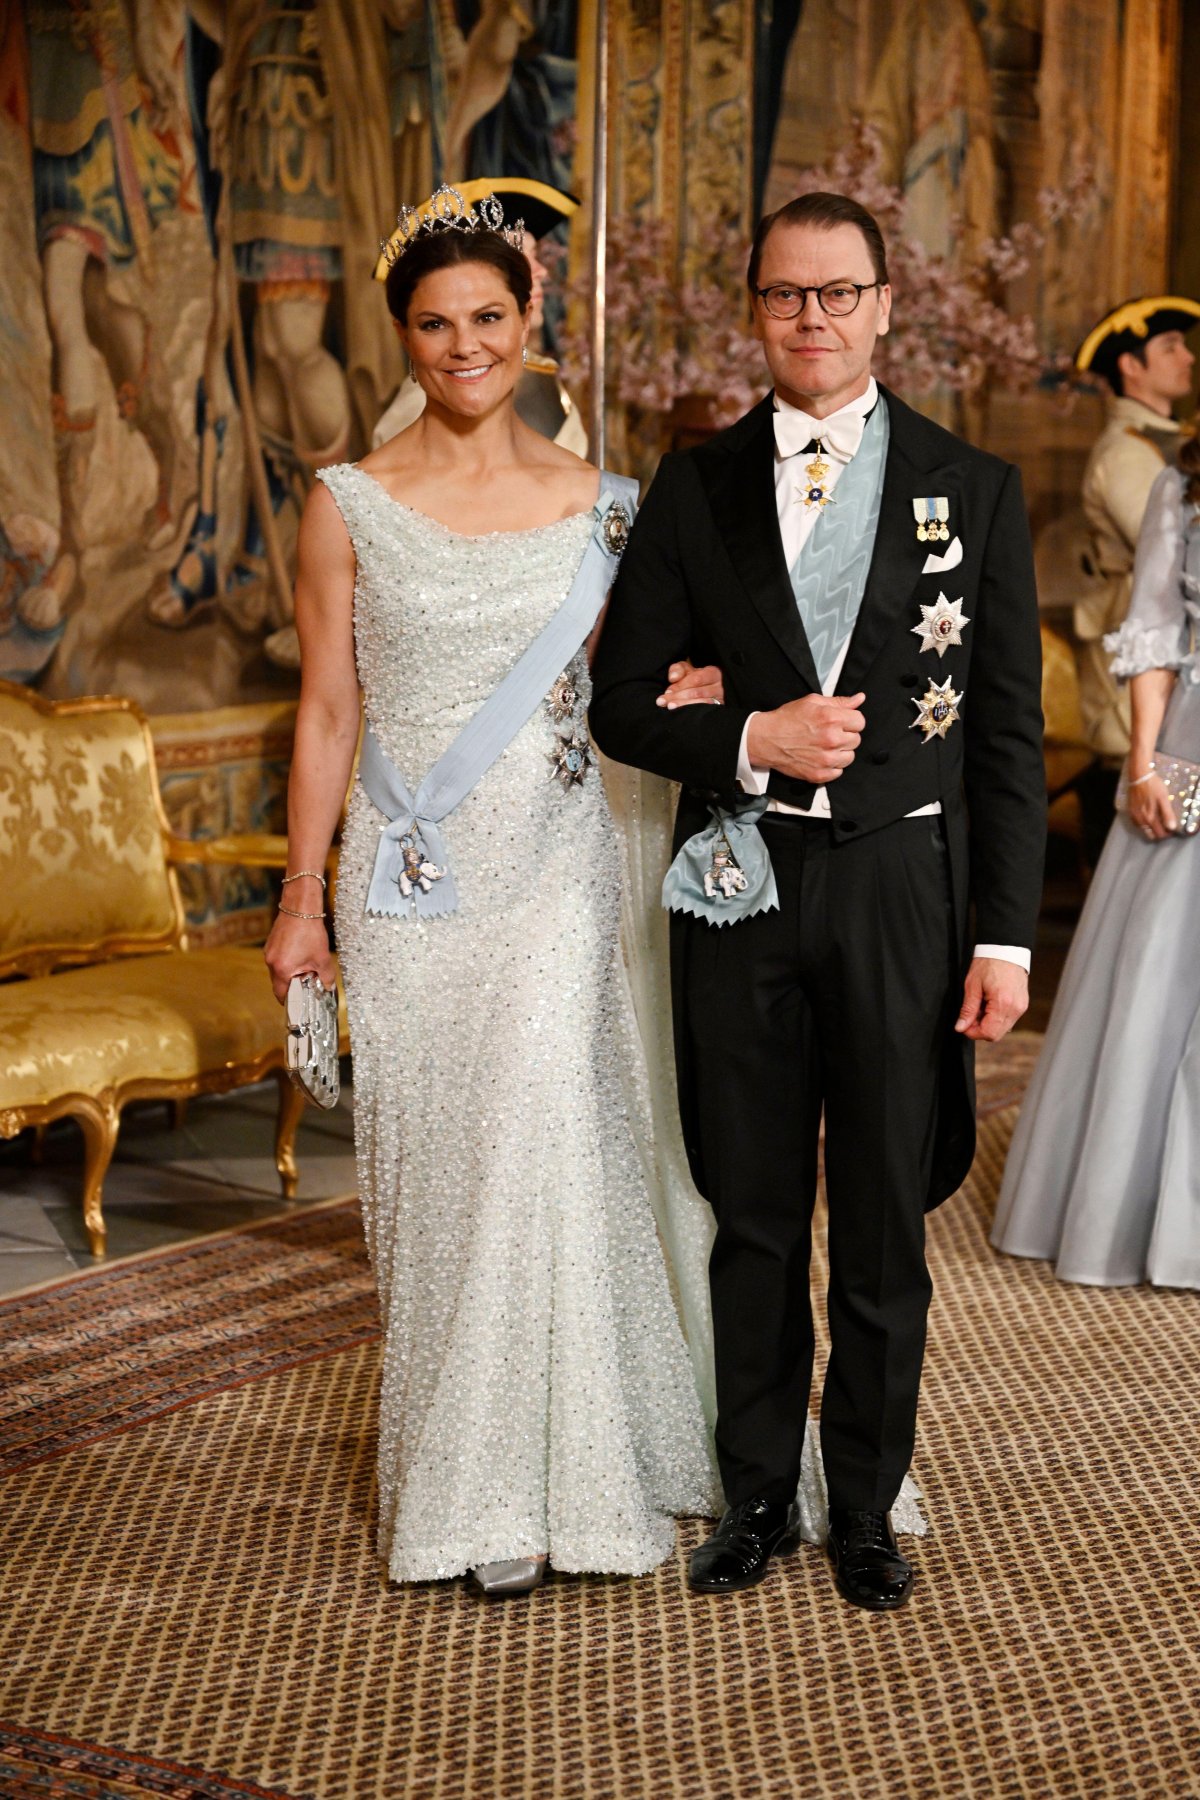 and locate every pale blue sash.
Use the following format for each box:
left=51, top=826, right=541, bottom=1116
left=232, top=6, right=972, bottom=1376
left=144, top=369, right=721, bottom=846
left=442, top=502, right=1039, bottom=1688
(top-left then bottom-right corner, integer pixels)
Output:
left=360, top=478, right=637, bottom=919
left=664, top=402, right=889, bottom=925
left=790, top=399, right=890, bottom=682
left=661, top=796, right=779, bottom=926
